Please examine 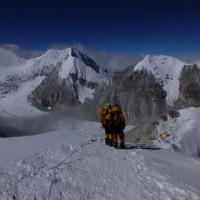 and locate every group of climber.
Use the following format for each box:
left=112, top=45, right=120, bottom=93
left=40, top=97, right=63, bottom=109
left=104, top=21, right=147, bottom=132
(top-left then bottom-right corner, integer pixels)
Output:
left=99, top=103, right=126, bottom=149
